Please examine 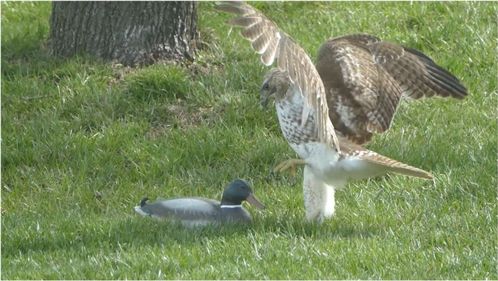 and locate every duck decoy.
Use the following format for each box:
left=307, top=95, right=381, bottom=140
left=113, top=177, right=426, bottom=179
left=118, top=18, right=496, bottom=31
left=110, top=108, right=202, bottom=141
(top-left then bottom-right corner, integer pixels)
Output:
left=134, top=179, right=265, bottom=227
